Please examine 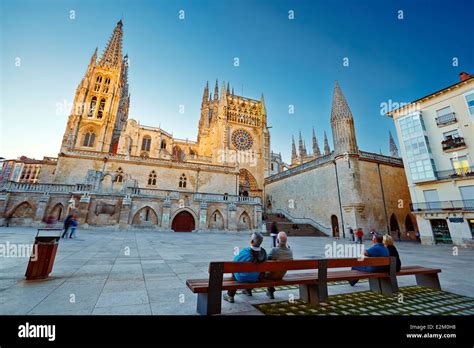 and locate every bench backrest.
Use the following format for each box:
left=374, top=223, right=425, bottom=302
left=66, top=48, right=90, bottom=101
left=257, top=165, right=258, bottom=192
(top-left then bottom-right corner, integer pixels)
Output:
left=212, top=257, right=391, bottom=274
